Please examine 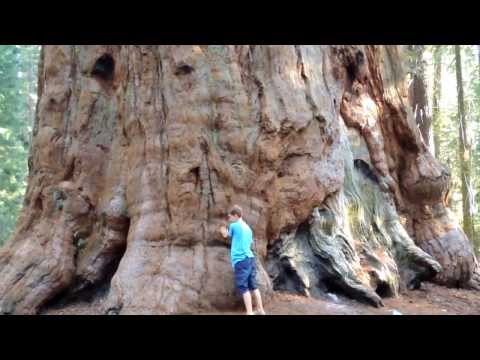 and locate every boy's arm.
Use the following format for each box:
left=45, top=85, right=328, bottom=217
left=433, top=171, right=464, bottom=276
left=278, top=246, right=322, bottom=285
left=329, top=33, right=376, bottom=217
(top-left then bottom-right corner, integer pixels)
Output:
left=220, top=225, right=229, bottom=238
left=220, top=224, right=234, bottom=244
